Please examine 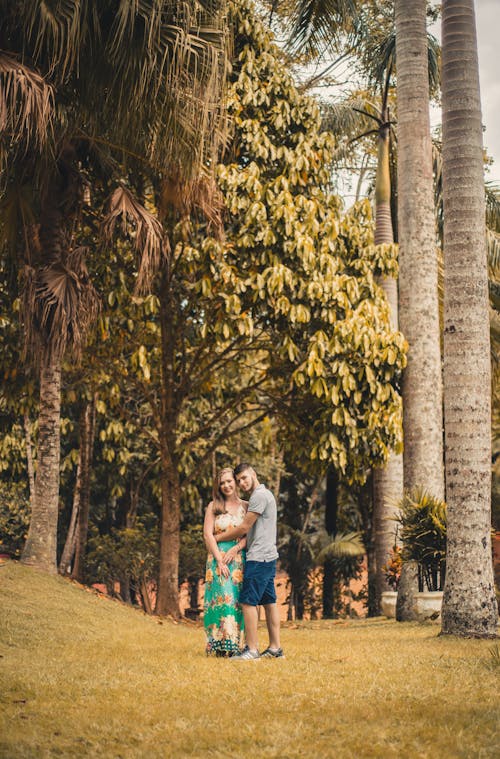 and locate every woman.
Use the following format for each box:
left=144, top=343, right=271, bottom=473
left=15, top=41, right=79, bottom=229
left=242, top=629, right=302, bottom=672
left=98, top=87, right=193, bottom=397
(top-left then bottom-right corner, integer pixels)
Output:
left=203, top=467, right=247, bottom=656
